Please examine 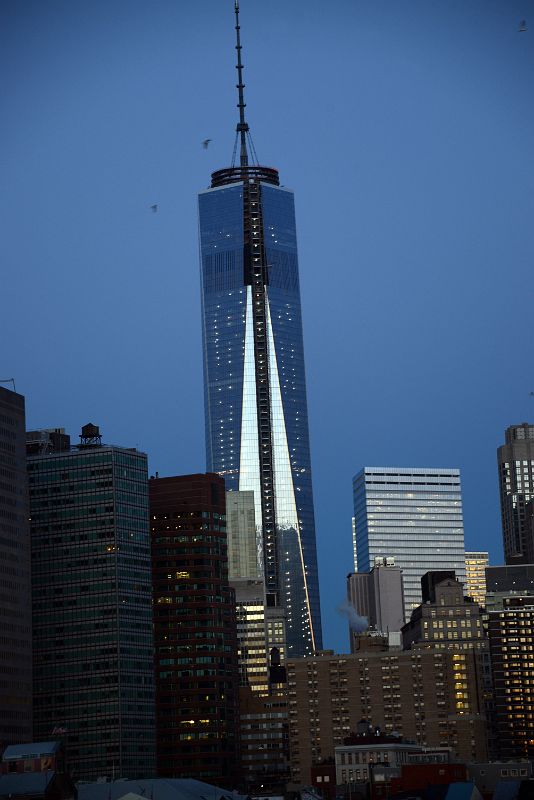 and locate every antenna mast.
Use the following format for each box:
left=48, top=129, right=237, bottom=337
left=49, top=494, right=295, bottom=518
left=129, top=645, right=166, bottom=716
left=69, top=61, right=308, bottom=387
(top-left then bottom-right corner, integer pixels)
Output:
left=234, top=1, right=249, bottom=167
